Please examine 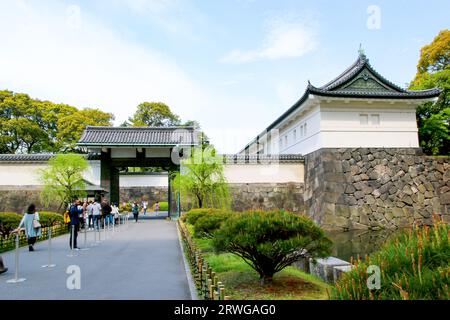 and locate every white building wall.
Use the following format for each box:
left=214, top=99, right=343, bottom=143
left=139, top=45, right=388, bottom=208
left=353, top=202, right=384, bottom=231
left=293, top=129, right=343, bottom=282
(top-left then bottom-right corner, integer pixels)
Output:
left=223, top=164, right=304, bottom=184
left=0, top=161, right=101, bottom=187
left=245, top=99, right=421, bottom=155
left=319, top=101, right=419, bottom=148
left=119, top=174, right=168, bottom=187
